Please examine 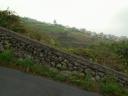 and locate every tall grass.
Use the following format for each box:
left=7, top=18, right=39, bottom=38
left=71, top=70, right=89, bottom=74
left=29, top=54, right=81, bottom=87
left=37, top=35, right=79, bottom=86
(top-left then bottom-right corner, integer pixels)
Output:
left=0, top=50, right=14, bottom=64
left=100, top=76, right=128, bottom=96
left=16, top=58, right=34, bottom=72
